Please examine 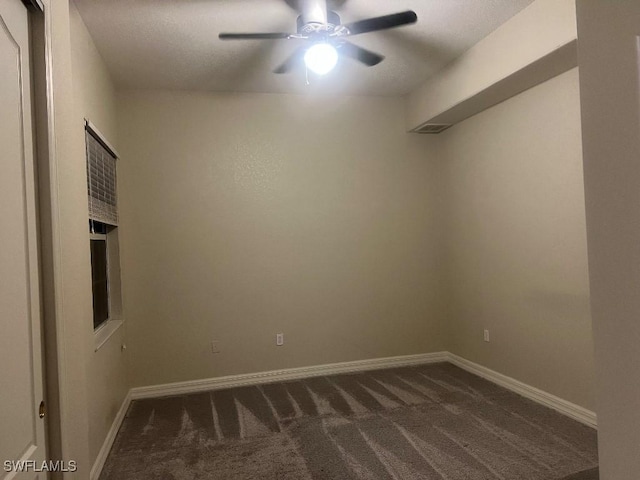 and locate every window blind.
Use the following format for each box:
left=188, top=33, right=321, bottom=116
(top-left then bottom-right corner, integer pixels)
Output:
left=86, top=127, right=118, bottom=226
